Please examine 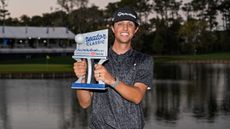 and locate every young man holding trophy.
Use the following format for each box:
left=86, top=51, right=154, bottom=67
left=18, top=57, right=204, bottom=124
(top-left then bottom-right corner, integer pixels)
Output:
left=73, top=7, right=153, bottom=129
